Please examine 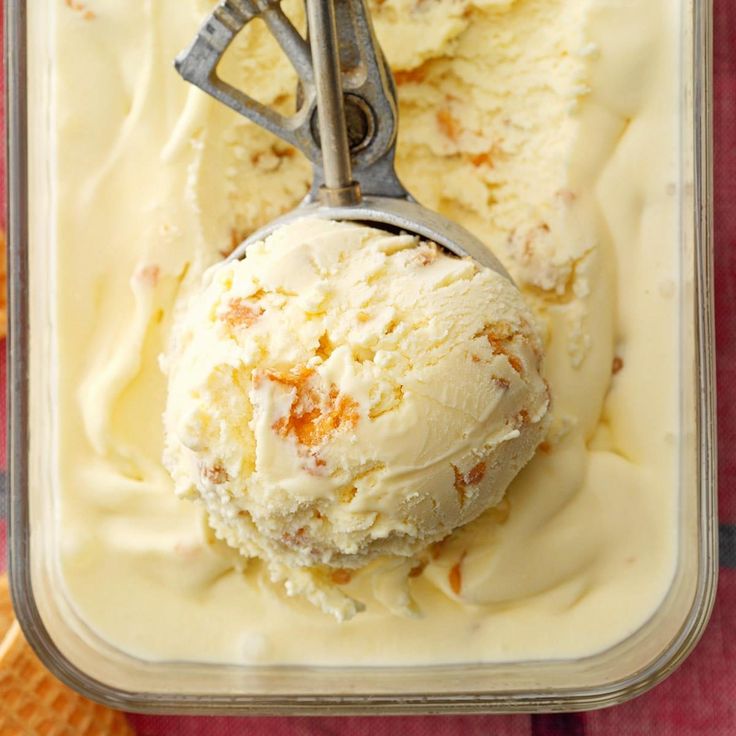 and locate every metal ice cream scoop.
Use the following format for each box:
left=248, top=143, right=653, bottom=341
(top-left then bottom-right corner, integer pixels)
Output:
left=175, top=0, right=510, bottom=278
